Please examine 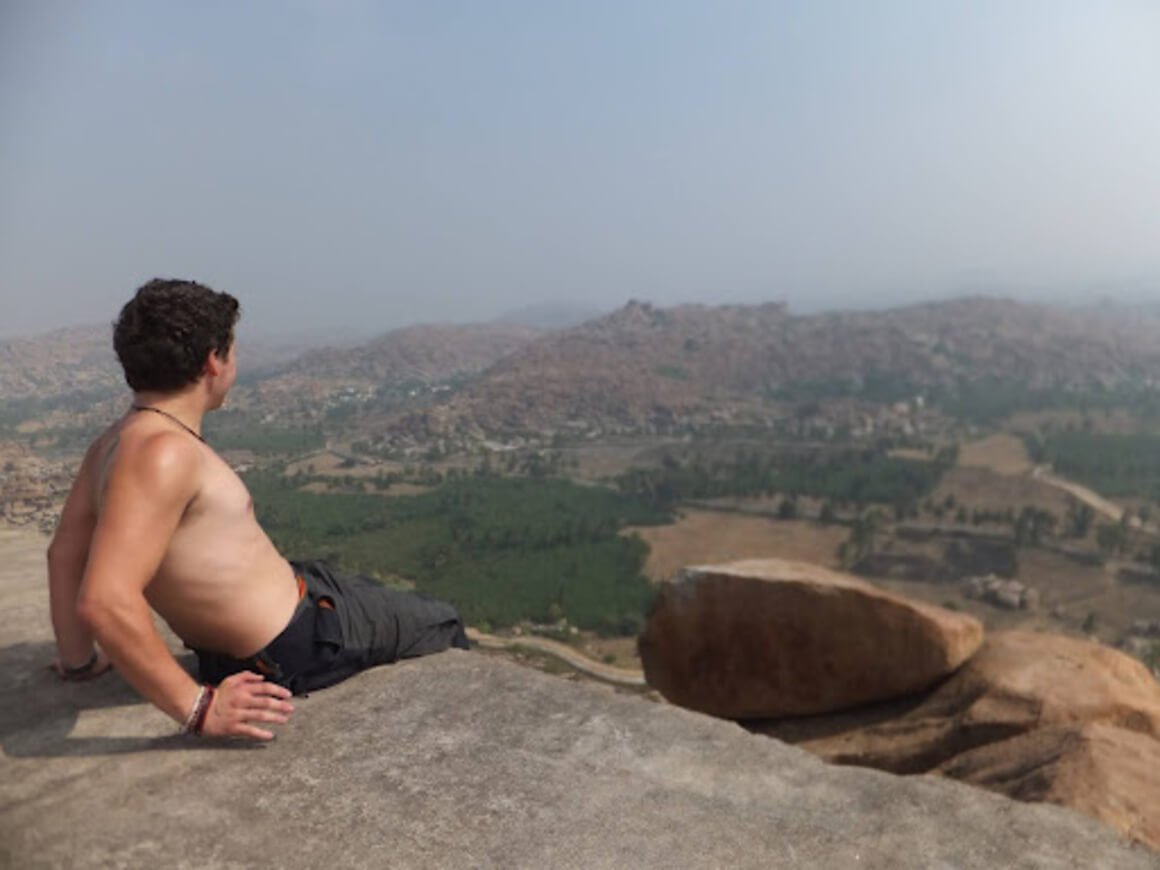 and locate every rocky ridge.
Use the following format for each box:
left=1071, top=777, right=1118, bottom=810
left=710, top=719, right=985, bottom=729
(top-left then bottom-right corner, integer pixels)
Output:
left=9, top=297, right=1160, bottom=446
left=0, top=326, right=121, bottom=402
left=369, top=296, right=1160, bottom=447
